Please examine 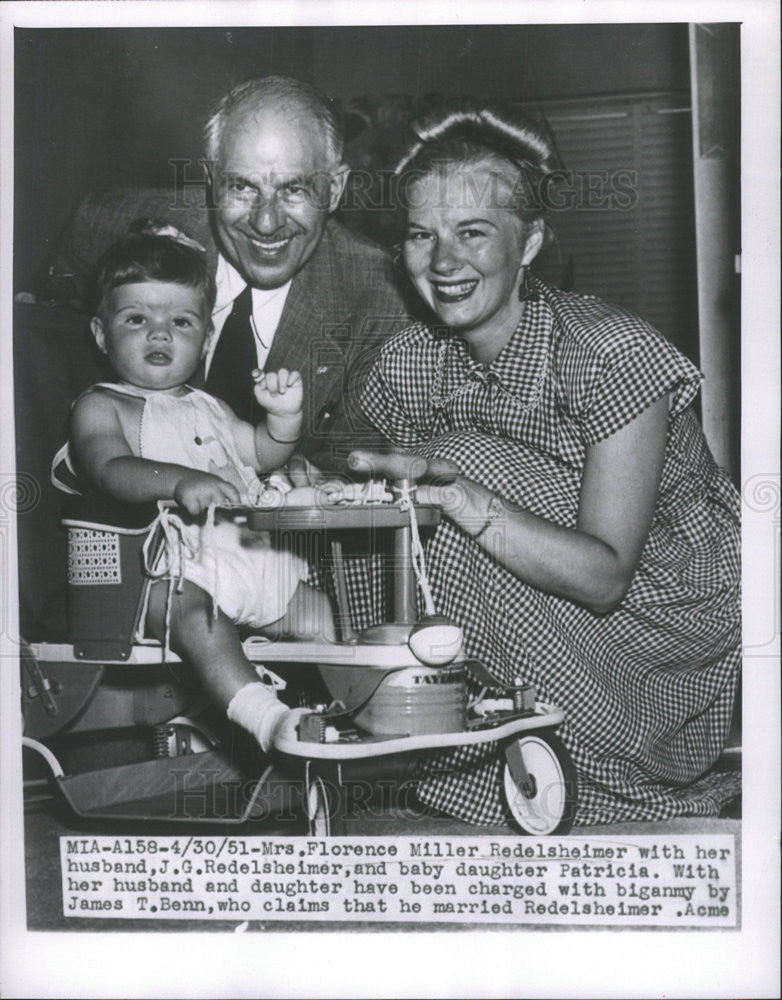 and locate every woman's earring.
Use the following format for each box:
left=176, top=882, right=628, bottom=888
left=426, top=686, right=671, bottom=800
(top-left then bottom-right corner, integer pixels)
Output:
left=517, top=267, right=534, bottom=302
